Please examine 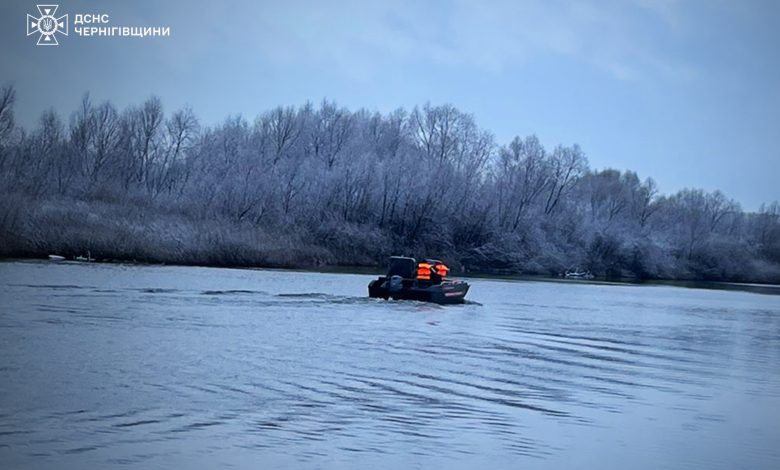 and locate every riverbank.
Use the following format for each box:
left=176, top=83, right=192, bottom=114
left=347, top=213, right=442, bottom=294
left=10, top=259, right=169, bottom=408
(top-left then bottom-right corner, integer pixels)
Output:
left=2, top=192, right=779, bottom=284
left=4, top=256, right=779, bottom=297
